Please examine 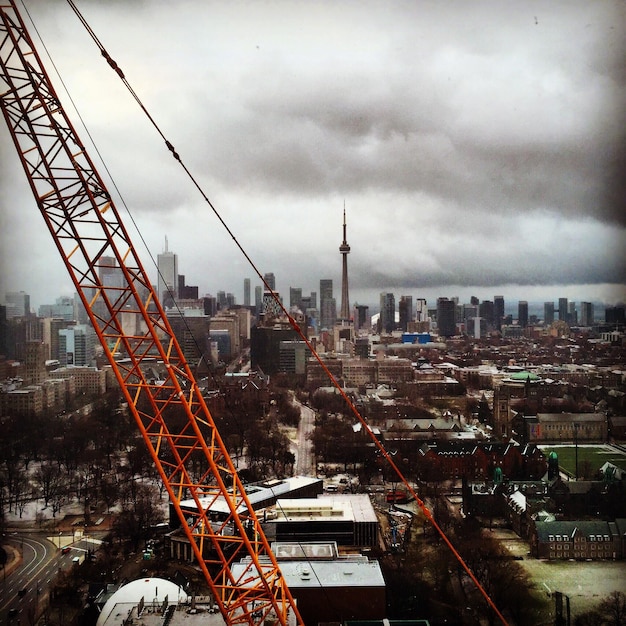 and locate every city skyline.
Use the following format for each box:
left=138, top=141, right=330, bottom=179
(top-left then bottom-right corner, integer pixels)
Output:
left=1, top=1, right=624, bottom=311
